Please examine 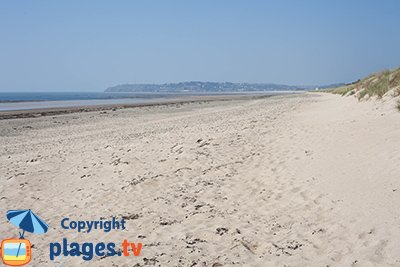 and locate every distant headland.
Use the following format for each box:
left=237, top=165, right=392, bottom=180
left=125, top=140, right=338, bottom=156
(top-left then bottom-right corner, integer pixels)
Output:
left=105, top=81, right=344, bottom=93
